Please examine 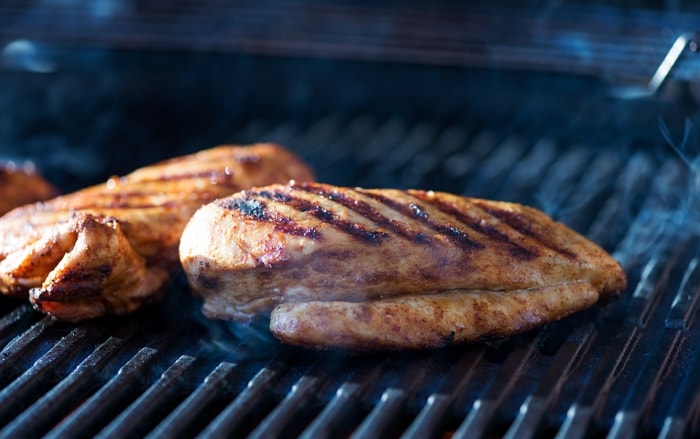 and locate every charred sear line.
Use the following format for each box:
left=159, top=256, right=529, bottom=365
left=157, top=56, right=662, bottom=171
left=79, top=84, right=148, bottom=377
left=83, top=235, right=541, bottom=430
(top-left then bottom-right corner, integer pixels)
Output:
left=234, top=153, right=261, bottom=164
left=295, top=184, right=431, bottom=244
left=256, top=189, right=387, bottom=244
left=257, top=190, right=292, bottom=203
left=359, top=190, right=484, bottom=250
left=470, top=200, right=577, bottom=259
left=410, top=192, right=538, bottom=260
left=221, top=193, right=321, bottom=240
